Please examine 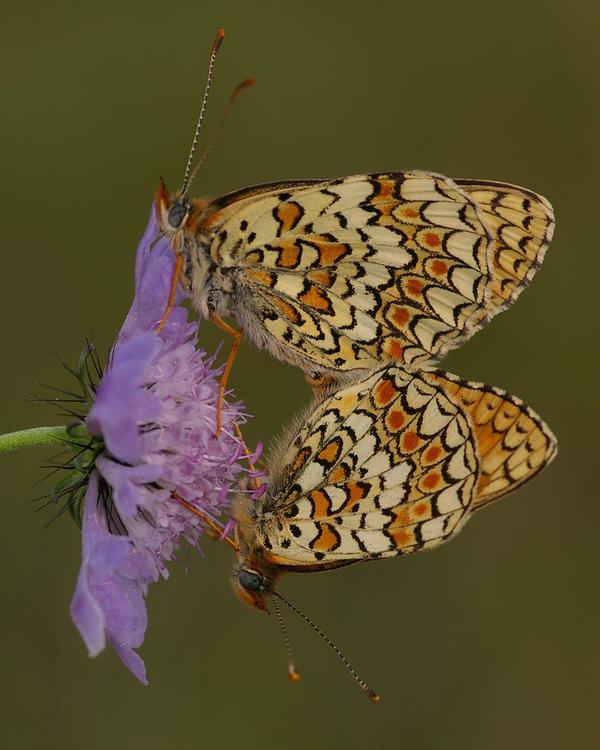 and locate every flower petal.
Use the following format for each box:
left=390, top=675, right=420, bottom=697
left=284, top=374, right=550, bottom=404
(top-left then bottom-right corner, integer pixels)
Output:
left=87, top=332, right=161, bottom=464
left=70, top=472, right=157, bottom=683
